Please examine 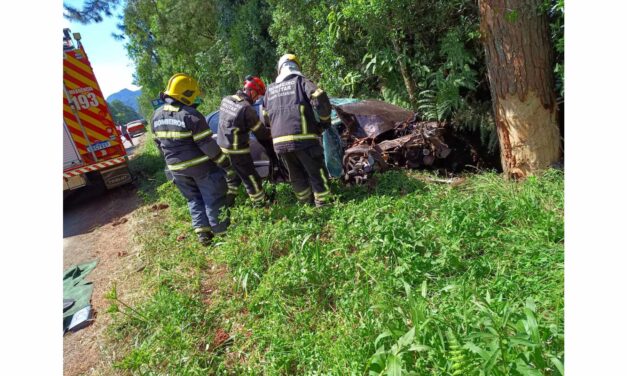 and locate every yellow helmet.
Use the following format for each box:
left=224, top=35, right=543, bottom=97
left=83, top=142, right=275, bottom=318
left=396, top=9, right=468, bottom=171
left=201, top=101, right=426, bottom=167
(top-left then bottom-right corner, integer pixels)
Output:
left=277, top=53, right=301, bottom=73
left=163, top=73, right=201, bottom=106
